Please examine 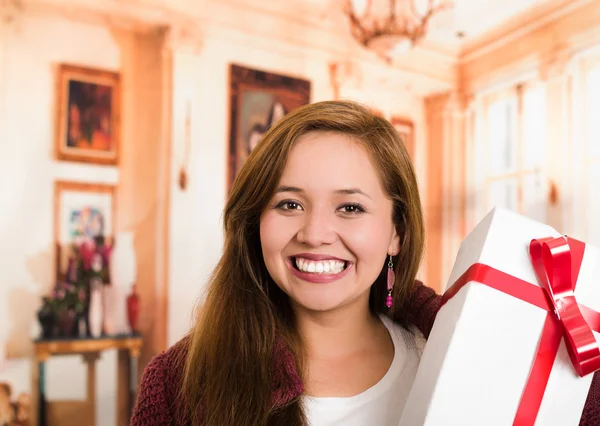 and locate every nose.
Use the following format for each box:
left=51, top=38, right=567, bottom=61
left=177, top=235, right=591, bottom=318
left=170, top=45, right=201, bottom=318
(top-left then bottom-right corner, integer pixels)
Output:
left=296, top=209, right=337, bottom=247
